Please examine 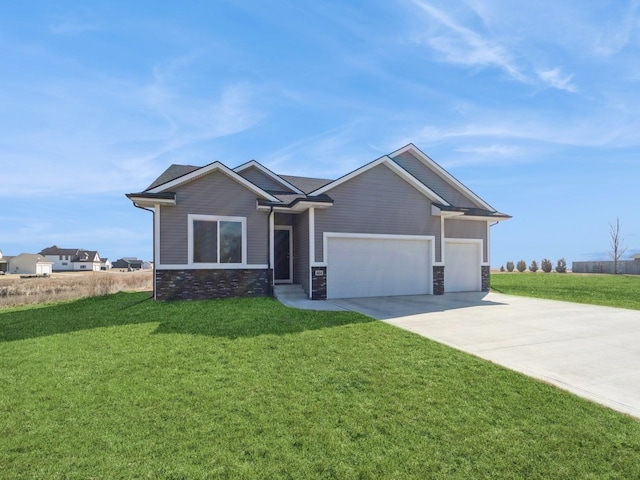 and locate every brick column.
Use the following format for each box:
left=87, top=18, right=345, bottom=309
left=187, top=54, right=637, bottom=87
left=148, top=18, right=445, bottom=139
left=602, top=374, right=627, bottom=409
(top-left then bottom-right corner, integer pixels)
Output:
left=481, top=266, right=490, bottom=292
left=311, top=266, right=327, bottom=300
